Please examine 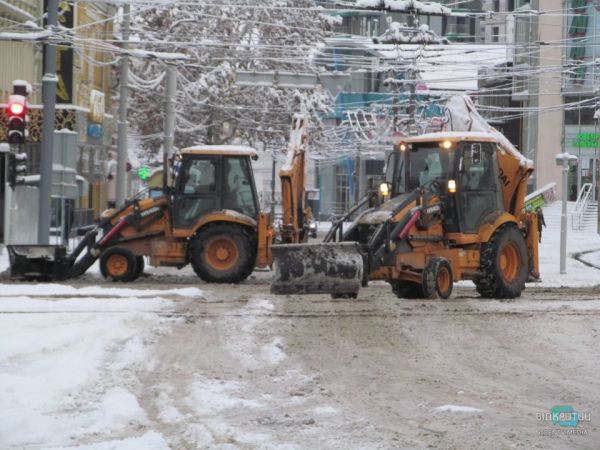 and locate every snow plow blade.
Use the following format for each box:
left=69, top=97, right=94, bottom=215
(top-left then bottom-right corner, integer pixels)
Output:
left=270, top=242, right=364, bottom=296
left=7, top=245, right=70, bottom=280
